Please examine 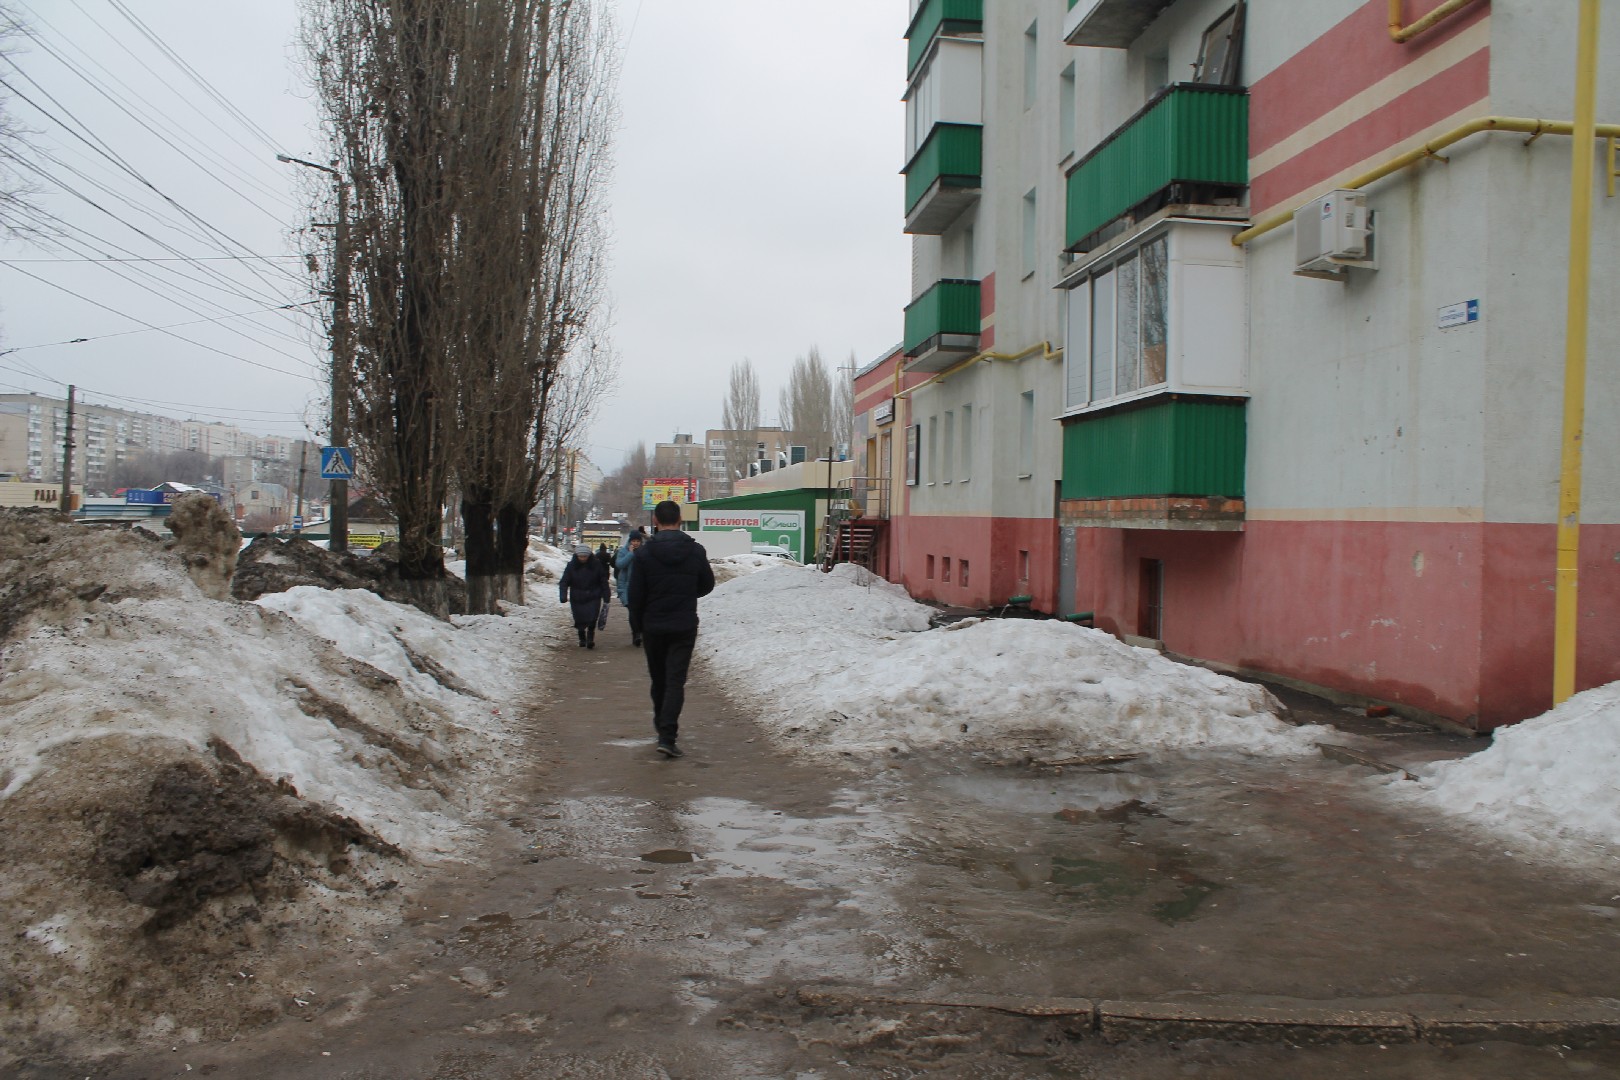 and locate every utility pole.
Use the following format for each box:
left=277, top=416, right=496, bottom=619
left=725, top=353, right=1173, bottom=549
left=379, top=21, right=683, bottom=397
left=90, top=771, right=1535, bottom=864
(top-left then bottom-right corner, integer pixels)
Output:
left=58, top=384, right=75, bottom=512
left=295, top=441, right=308, bottom=525
left=278, top=153, right=352, bottom=553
